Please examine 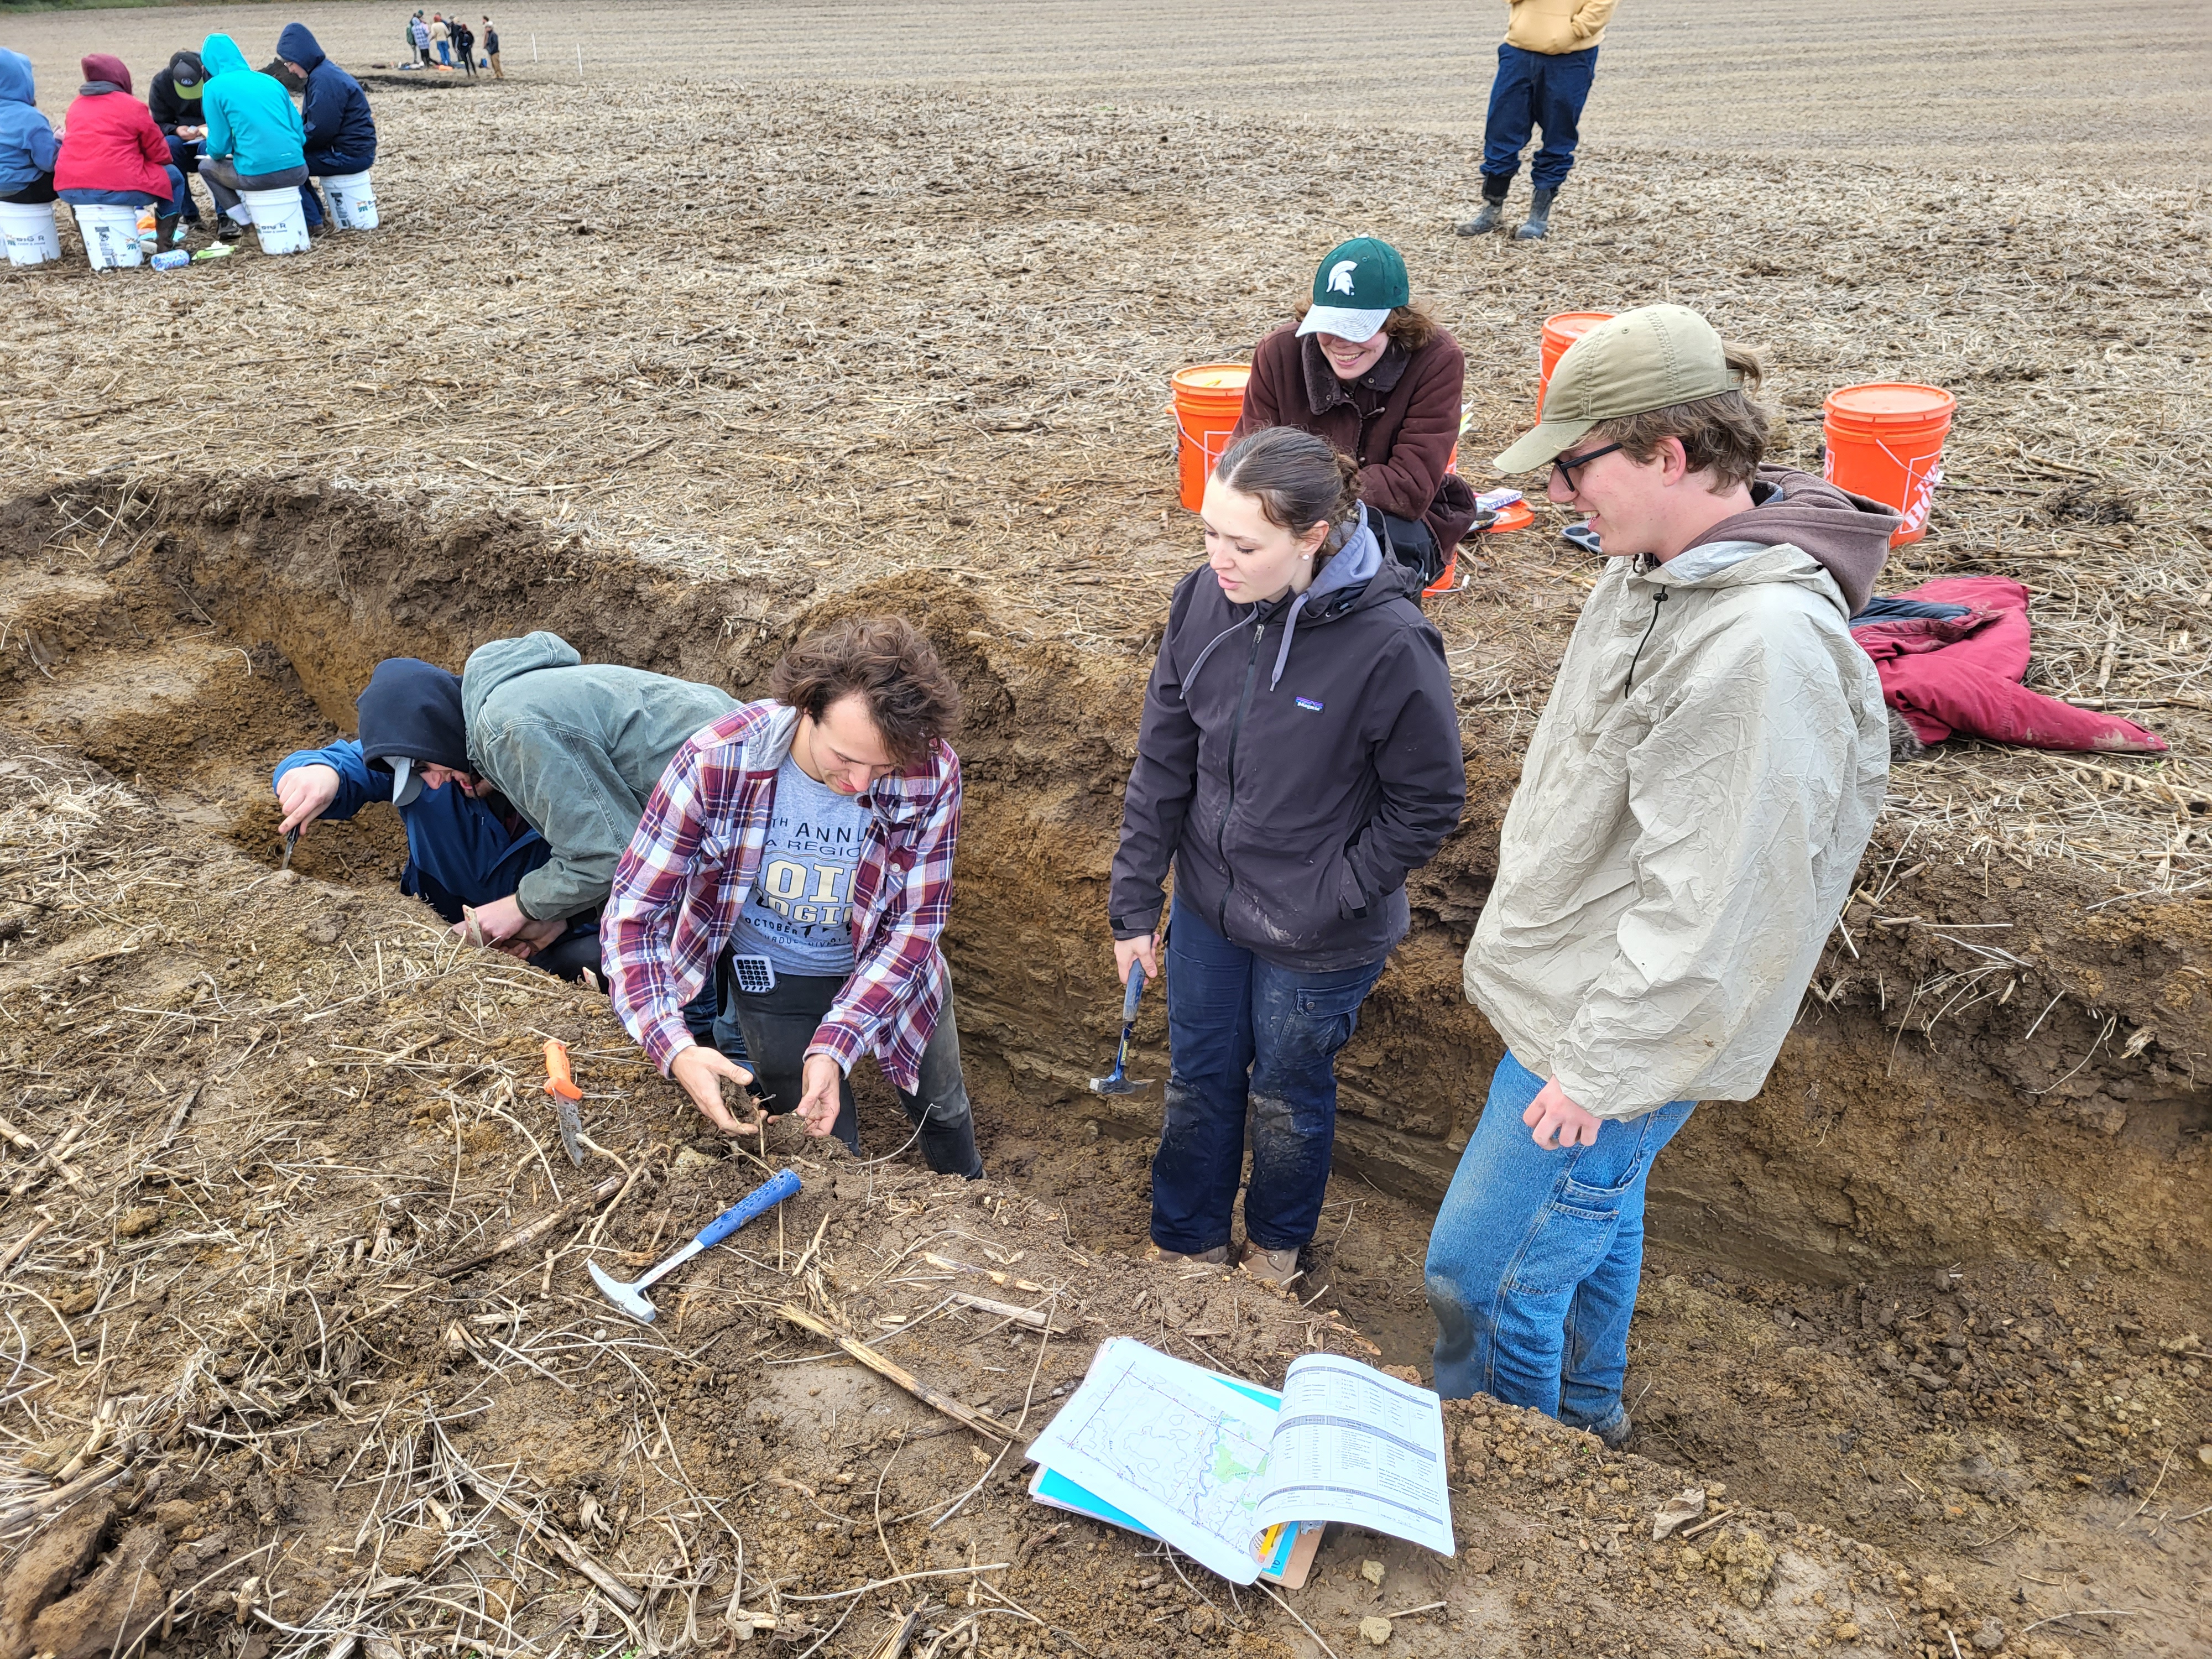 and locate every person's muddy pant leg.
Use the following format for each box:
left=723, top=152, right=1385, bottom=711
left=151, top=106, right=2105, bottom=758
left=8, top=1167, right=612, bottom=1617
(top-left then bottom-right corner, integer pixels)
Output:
left=722, top=968, right=859, bottom=1152
left=1241, top=952, right=1386, bottom=1254
left=1426, top=1053, right=1692, bottom=1416
left=1556, top=1098, right=1691, bottom=1437
left=1479, top=43, right=1537, bottom=192
left=199, top=156, right=243, bottom=221
left=1149, top=897, right=1258, bottom=1256
left=890, top=968, right=983, bottom=1180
